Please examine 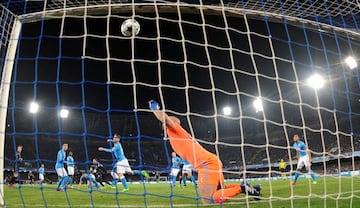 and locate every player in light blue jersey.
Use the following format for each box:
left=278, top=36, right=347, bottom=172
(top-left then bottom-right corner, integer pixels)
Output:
left=66, top=151, right=75, bottom=187
left=170, top=152, right=182, bottom=187
left=38, top=163, right=45, bottom=186
left=290, top=134, right=317, bottom=185
left=78, top=167, right=99, bottom=189
left=55, top=143, right=70, bottom=191
left=181, top=158, right=197, bottom=187
left=98, top=133, right=149, bottom=192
